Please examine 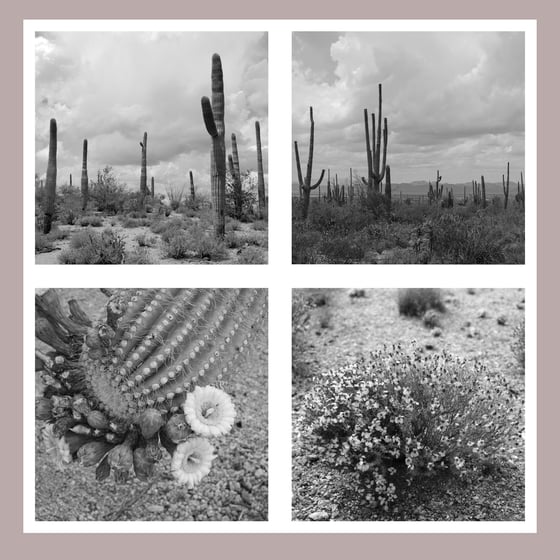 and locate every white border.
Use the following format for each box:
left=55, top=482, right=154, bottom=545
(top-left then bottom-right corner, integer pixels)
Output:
left=24, top=19, right=537, bottom=534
